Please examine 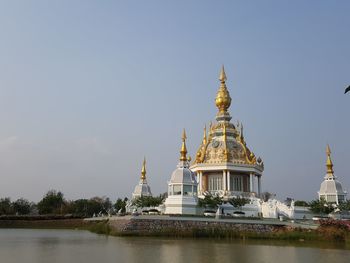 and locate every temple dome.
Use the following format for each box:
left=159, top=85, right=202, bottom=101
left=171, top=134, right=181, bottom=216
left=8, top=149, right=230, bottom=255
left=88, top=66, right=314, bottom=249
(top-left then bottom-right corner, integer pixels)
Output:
left=170, top=163, right=196, bottom=184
